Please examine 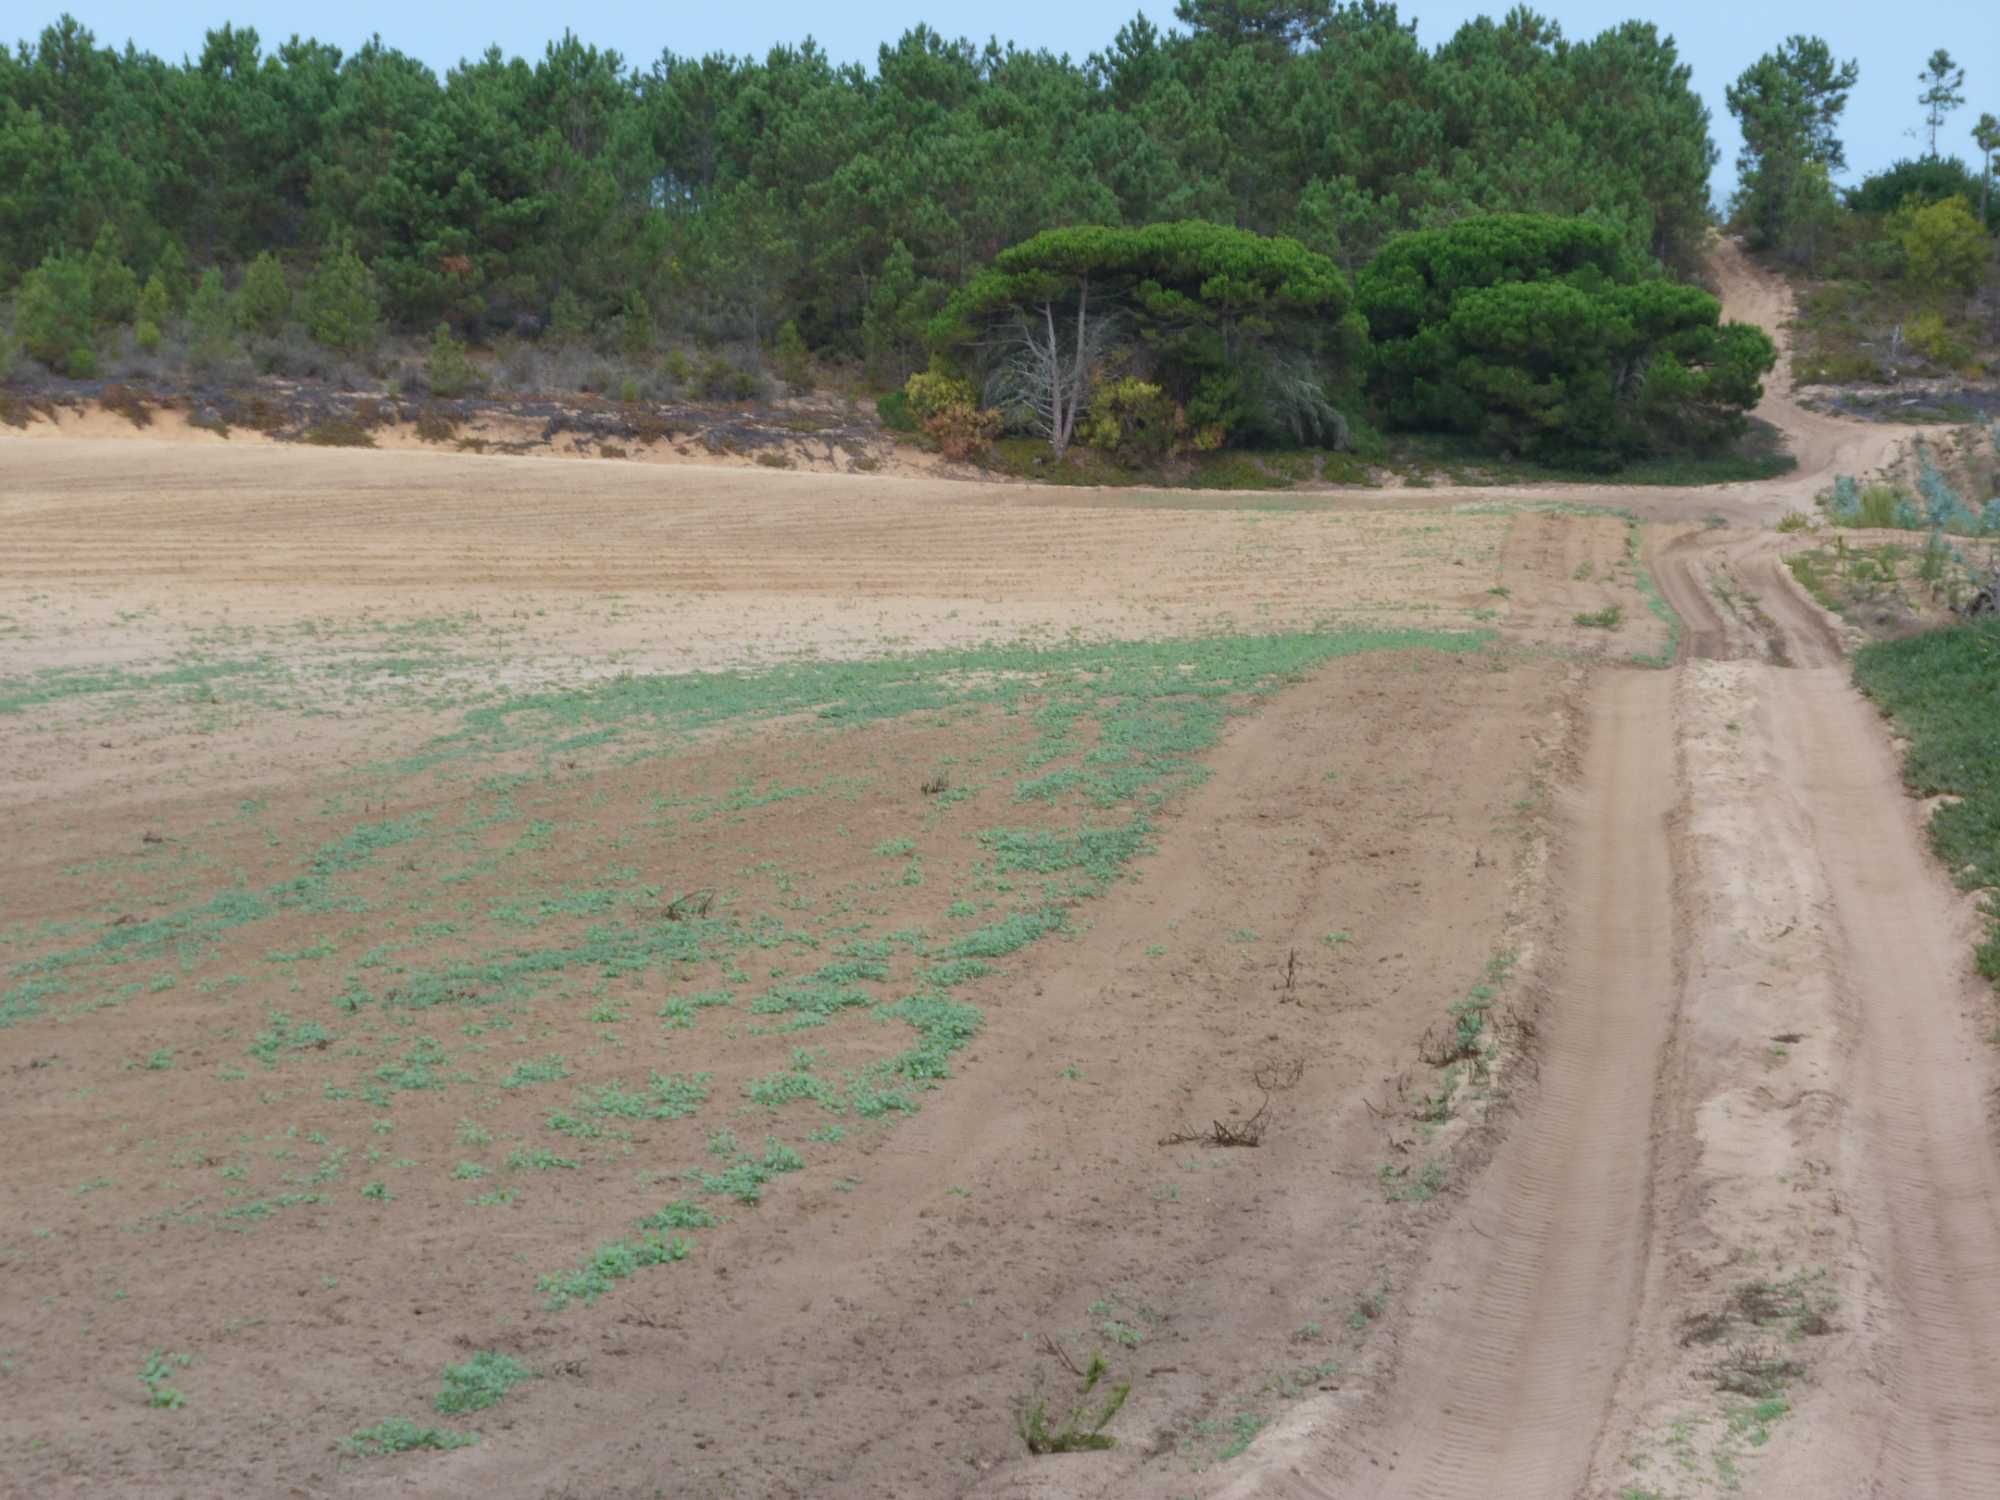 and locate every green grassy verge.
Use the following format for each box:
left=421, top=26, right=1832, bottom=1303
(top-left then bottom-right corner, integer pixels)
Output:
left=1627, top=521, right=1681, bottom=668
left=1852, top=621, right=2000, bottom=980
left=1382, top=424, right=1797, bottom=489
left=966, top=426, right=1792, bottom=494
